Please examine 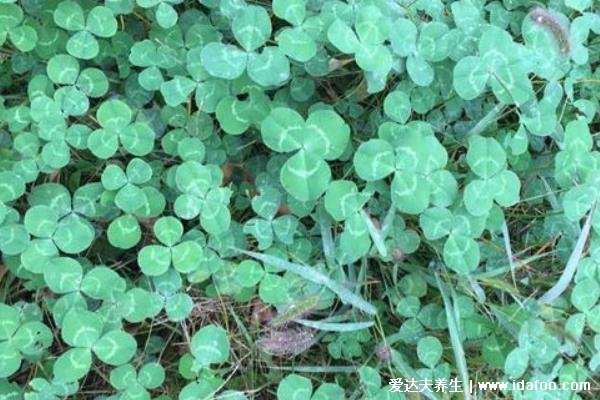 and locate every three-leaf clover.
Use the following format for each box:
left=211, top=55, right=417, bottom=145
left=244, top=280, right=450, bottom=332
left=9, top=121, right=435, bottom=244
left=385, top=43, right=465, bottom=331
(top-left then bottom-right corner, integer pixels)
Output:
left=109, top=362, right=165, bottom=400
left=327, top=6, right=392, bottom=78
left=101, top=158, right=153, bottom=214
left=260, top=107, right=350, bottom=202
left=54, top=308, right=137, bottom=382
left=0, top=3, right=37, bottom=52
left=23, top=183, right=97, bottom=258
left=174, top=161, right=232, bottom=235
left=46, top=53, right=109, bottom=111
left=463, top=135, right=521, bottom=217
left=200, top=5, right=290, bottom=87
left=389, top=18, right=452, bottom=86
left=419, top=206, right=486, bottom=274
left=453, top=24, right=533, bottom=105
left=152, top=268, right=194, bottom=321
left=53, top=1, right=117, bottom=60
left=353, top=122, right=456, bottom=214
left=138, top=216, right=204, bottom=276
left=273, top=0, right=317, bottom=62
left=243, top=185, right=298, bottom=250
left=0, top=304, right=52, bottom=378
left=87, top=99, right=155, bottom=159
left=324, top=180, right=372, bottom=264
